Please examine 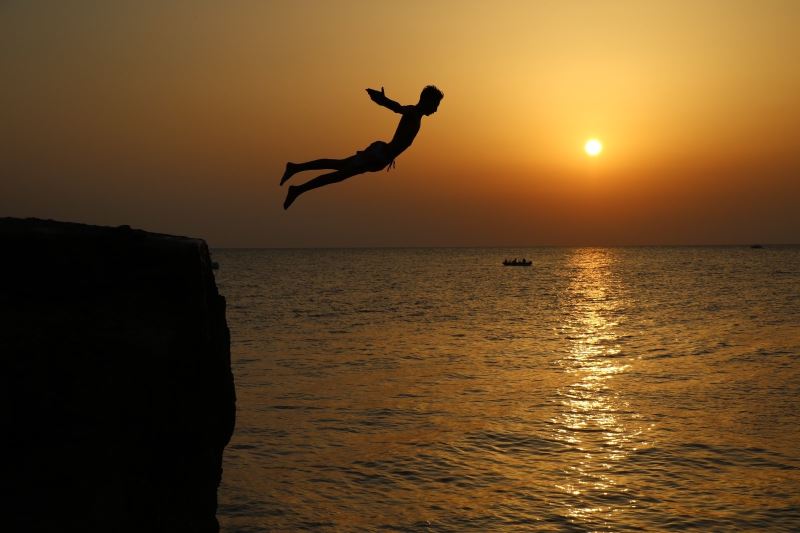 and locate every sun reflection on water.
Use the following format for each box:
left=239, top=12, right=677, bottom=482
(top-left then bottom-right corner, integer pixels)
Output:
left=552, top=248, right=645, bottom=525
